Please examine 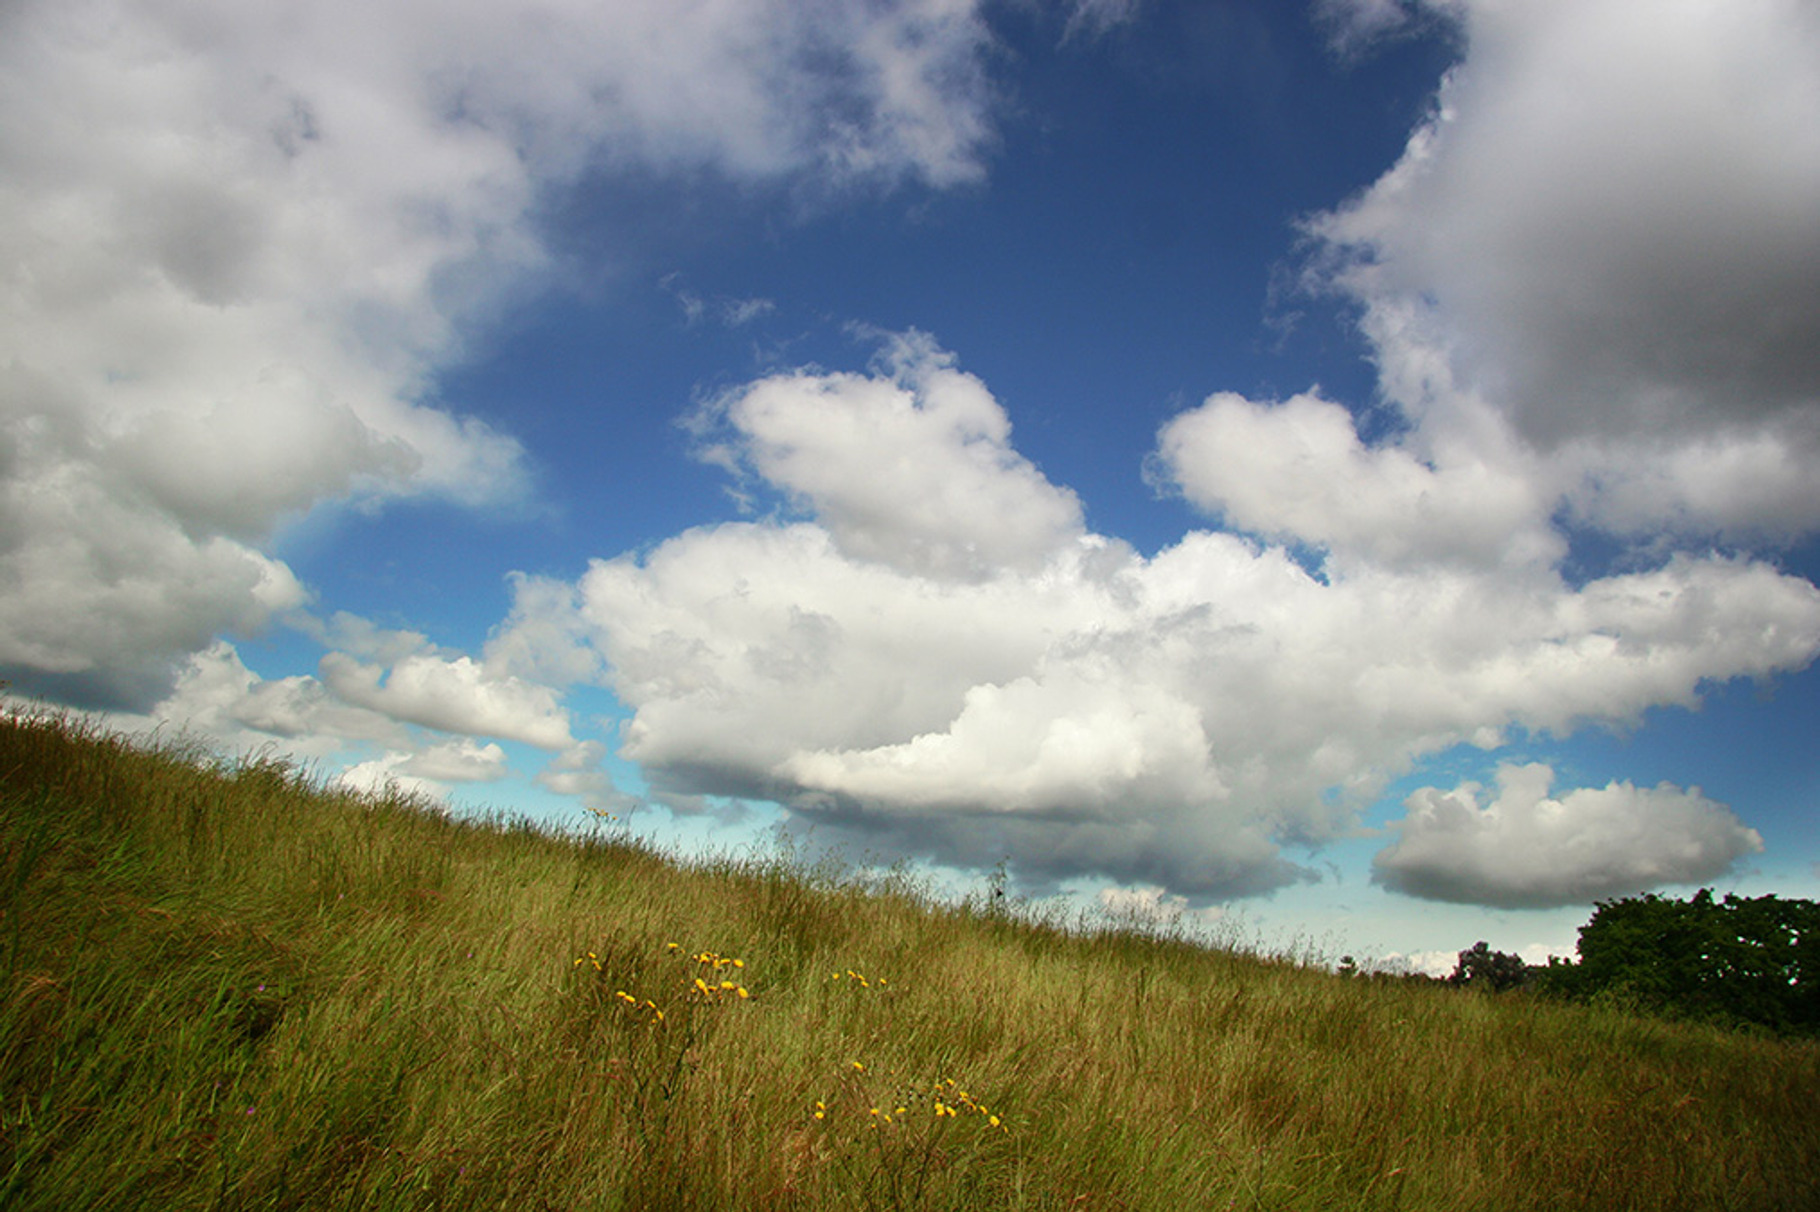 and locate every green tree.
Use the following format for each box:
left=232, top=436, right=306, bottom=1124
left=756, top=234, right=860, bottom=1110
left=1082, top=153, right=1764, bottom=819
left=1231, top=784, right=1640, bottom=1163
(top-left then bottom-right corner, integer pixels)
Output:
left=1447, top=941, right=1530, bottom=992
left=1563, top=889, right=1820, bottom=1034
